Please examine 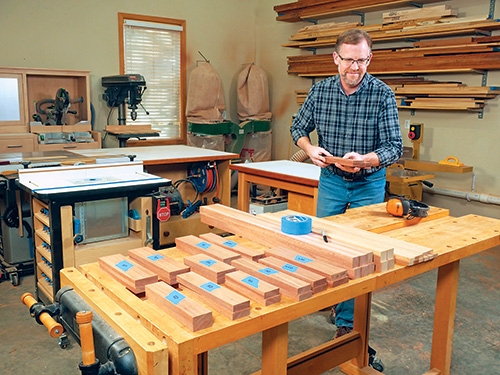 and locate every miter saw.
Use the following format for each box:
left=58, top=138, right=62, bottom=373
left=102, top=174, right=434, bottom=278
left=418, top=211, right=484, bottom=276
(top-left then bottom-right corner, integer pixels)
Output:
left=35, top=88, right=84, bottom=125
left=102, top=74, right=148, bottom=124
